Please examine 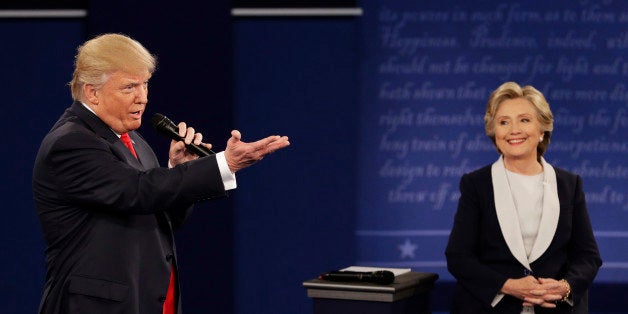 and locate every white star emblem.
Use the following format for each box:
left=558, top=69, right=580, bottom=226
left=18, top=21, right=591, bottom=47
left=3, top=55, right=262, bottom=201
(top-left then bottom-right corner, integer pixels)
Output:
left=398, top=238, right=417, bottom=259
